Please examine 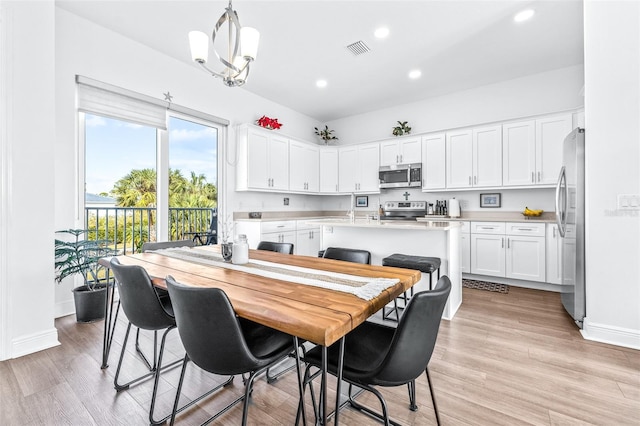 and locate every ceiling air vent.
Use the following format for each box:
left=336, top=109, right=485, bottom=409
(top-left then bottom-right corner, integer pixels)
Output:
left=346, top=40, right=370, bottom=56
